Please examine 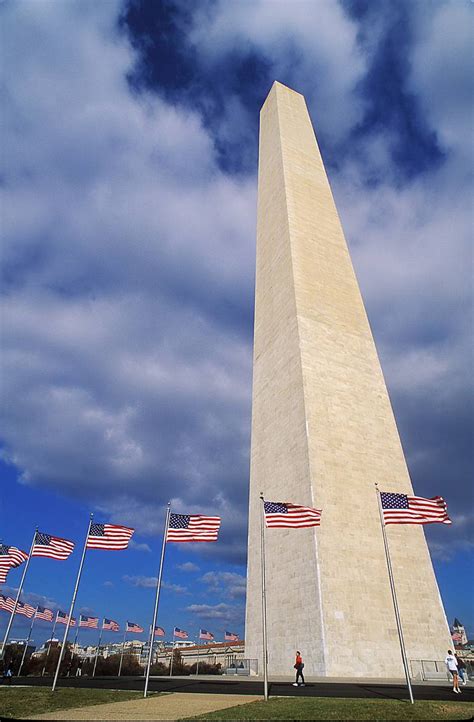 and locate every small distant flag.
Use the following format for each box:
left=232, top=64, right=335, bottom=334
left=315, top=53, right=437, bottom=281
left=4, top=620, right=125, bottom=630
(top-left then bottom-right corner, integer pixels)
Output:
left=32, top=532, right=74, bottom=560
left=154, top=626, right=165, bottom=637
left=126, top=621, right=144, bottom=633
left=0, top=595, right=16, bottom=613
left=103, top=618, right=119, bottom=631
left=35, top=606, right=54, bottom=622
left=0, top=544, right=29, bottom=583
left=79, top=614, right=99, bottom=628
left=225, top=631, right=239, bottom=642
left=173, top=627, right=188, bottom=639
left=166, top=514, right=221, bottom=542
left=452, top=631, right=462, bottom=643
left=56, top=610, right=76, bottom=626
left=199, top=629, right=214, bottom=641
left=264, top=501, right=322, bottom=528
left=16, top=601, right=35, bottom=618
left=380, top=493, right=451, bottom=525
left=86, top=523, right=134, bottom=550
